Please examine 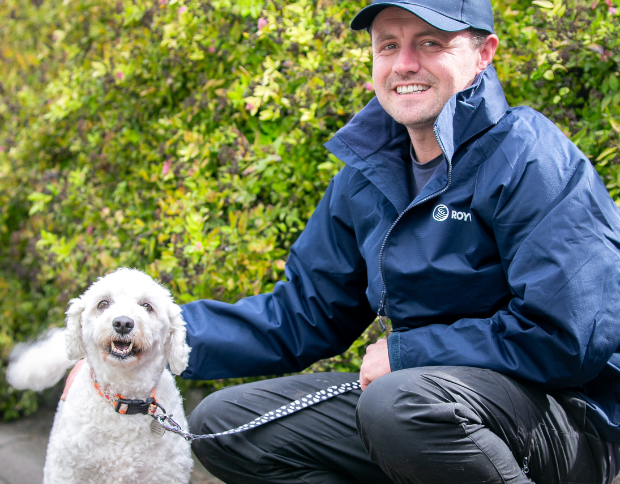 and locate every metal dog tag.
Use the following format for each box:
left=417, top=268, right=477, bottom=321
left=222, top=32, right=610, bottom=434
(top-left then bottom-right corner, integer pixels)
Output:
left=150, top=419, right=165, bottom=439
